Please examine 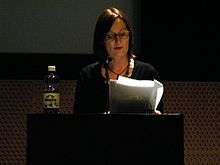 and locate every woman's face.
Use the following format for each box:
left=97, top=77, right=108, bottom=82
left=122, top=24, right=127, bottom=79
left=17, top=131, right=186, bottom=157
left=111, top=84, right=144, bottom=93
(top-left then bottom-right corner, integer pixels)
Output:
left=105, top=18, right=129, bottom=61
